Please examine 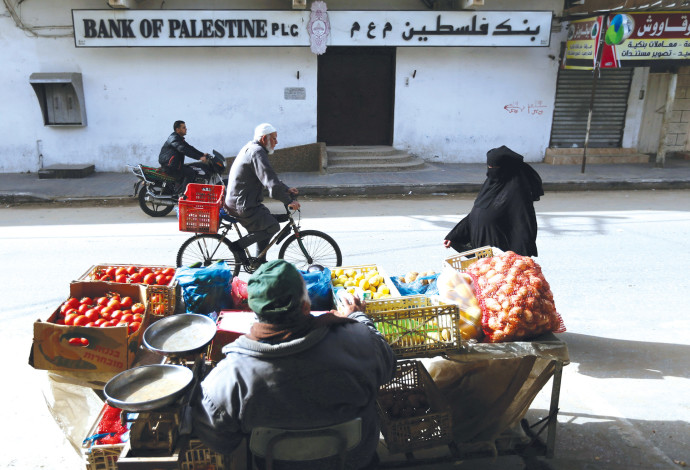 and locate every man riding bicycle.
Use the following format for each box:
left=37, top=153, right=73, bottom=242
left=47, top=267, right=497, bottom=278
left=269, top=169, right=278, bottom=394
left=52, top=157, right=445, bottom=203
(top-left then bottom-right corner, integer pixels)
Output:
left=159, top=120, right=209, bottom=193
left=224, top=123, right=300, bottom=263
